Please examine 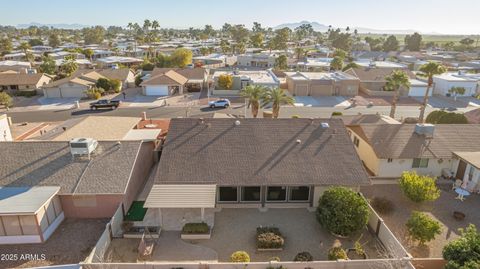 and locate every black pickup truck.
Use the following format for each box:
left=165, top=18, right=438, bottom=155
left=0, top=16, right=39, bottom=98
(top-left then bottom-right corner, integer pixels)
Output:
left=89, top=99, right=121, bottom=110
